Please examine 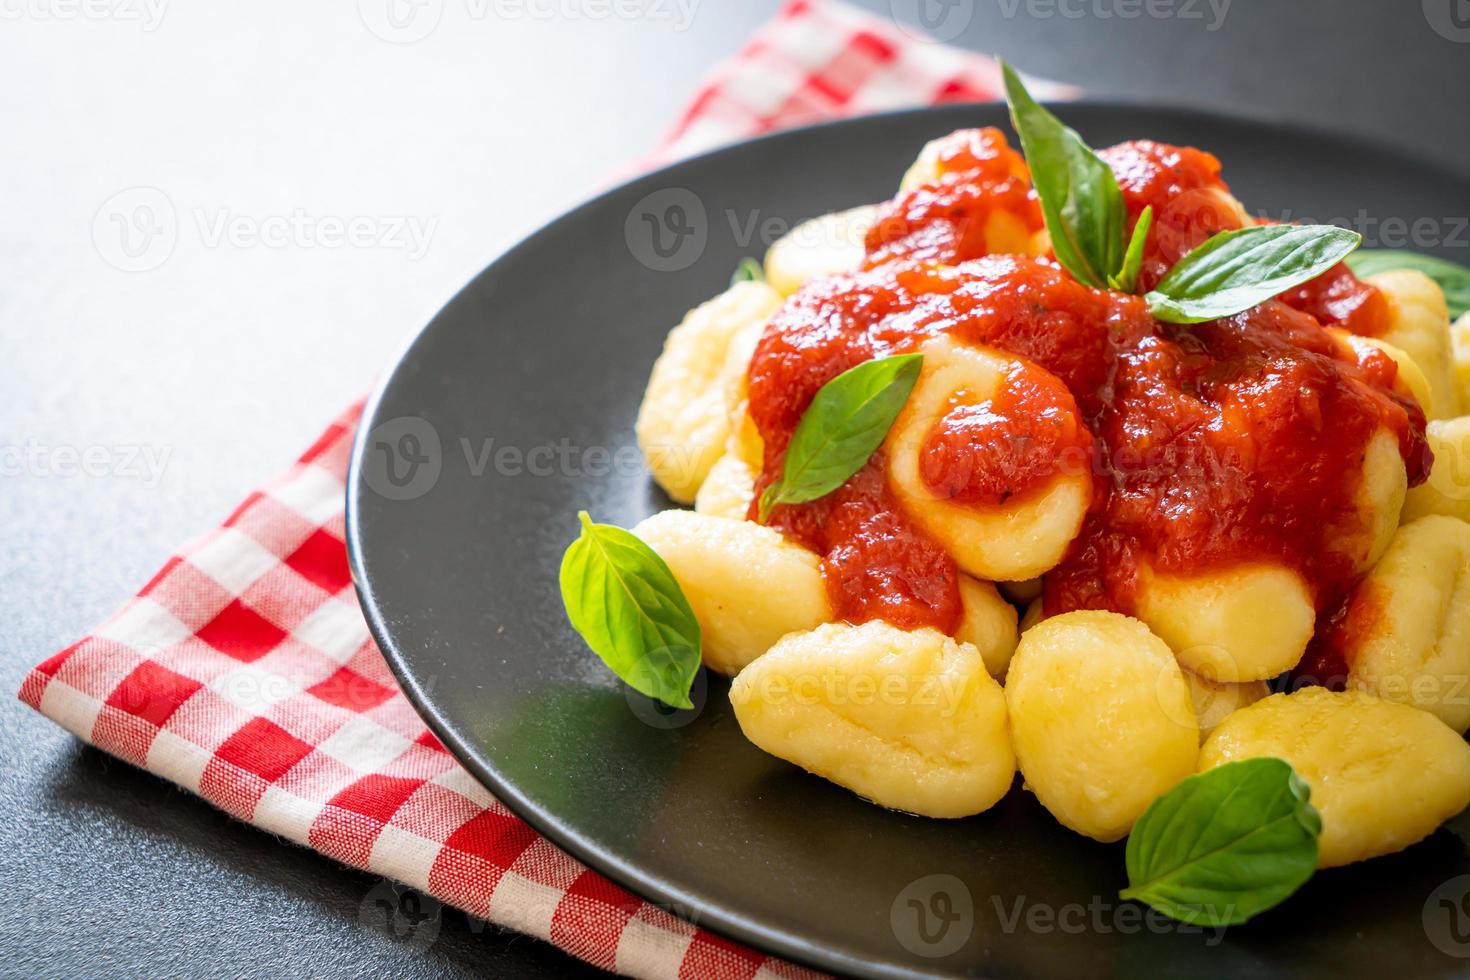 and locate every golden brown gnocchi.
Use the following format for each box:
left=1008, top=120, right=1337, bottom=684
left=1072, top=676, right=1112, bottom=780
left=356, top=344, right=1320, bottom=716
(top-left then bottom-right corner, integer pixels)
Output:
left=729, top=621, right=1014, bottom=818
left=632, top=510, right=831, bottom=675
left=1004, top=611, right=1198, bottom=842
left=635, top=281, right=783, bottom=502
left=1339, top=515, right=1470, bottom=732
left=1200, top=687, right=1470, bottom=867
